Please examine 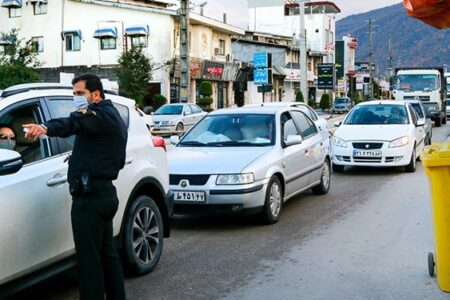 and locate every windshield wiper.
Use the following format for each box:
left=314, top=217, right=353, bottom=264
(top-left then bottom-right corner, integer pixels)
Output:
left=179, top=141, right=207, bottom=146
left=206, top=141, right=269, bottom=147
